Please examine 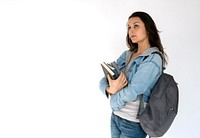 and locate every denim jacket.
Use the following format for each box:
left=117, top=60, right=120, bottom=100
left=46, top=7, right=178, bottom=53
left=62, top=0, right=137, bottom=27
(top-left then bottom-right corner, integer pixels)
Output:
left=99, top=47, right=162, bottom=111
